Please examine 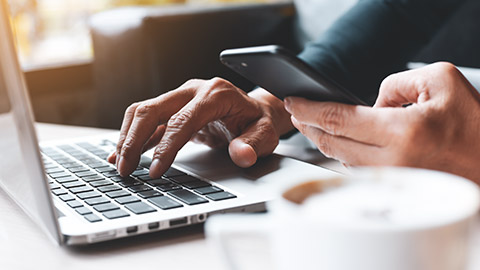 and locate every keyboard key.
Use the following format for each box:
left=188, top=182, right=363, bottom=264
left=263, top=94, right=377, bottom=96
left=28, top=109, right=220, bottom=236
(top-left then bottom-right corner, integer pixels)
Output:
left=103, top=172, right=120, bottom=178
left=70, top=186, right=94, bottom=194
left=206, top=192, right=237, bottom=201
left=67, top=200, right=83, bottom=208
left=137, top=175, right=154, bottom=181
left=168, top=190, right=208, bottom=205
left=52, top=188, right=68, bottom=196
left=194, top=186, right=223, bottom=195
left=119, top=179, right=142, bottom=188
left=62, top=162, right=81, bottom=169
left=45, top=167, right=64, bottom=174
left=49, top=172, right=71, bottom=179
left=148, top=196, right=183, bottom=210
left=163, top=167, right=186, bottom=178
left=137, top=190, right=163, bottom=199
left=105, top=190, right=130, bottom=198
left=44, top=163, right=59, bottom=169
left=147, top=178, right=171, bottom=186
left=76, top=207, right=92, bottom=215
left=182, top=180, right=211, bottom=189
left=131, top=169, right=149, bottom=177
left=49, top=182, right=61, bottom=190
left=93, top=202, right=119, bottom=212
left=84, top=214, right=102, bottom=223
left=85, top=196, right=110, bottom=206
left=157, top=183, right=182, bottom=192
left=98, top=185, right=121, bottom=193
left=102, top=209, right=129, bottom=219
left=88, top=163, right=110, bottom=169
left=68, top=166, right=89, bottom=173
left=124, top=202, right=157, bottom=214
left=82, top=175, right=105, bottom=182
left=55, top=176, right=78, bottom=183
left=75, top=171, right=97, bottom=178
left=77, top=191, right=101, bottom=200
left=96, top=166, right=116, bottom=173
left=110, top=176, right=134, bottom=182
left=128, top=185, right=152, bottom=193
left=115, top=196, right=140, bottom=205
left=62, top=181, right=85, bottom=189
left=89, top=180, right=112, bottom=188
left=59, top=194, right=75, bottom=202
left=54, top=158, right=72, bottom=164
left=169, top=174, right=199, bottom=184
